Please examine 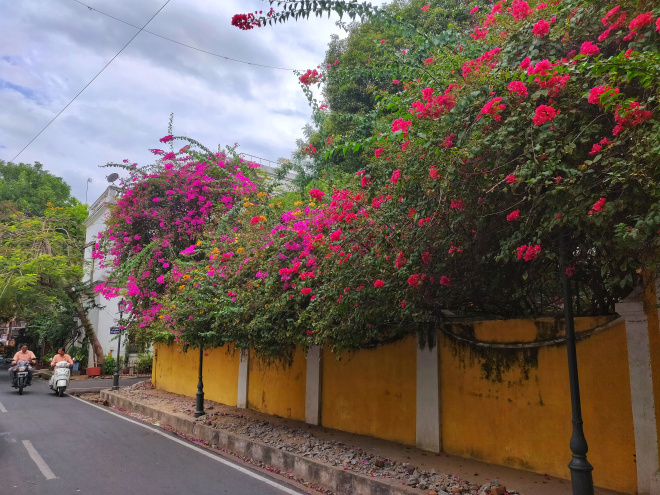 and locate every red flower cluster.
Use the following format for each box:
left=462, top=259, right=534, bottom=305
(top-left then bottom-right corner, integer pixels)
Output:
left=481, top=96, right=506, bottom=121
left=587, top=86, right=619, bottom=106
left=309, top=188, right=325, bottom=202
left=580, top=41, right=600, bottom=56
left=462, top=48, right=501, bottom=79
left=391, top=118, right=413, bottom=135
left=507, top=81, right=528, bottom=98
left=589, top=197, right=607, bottom=215
left=533, top=20, right=550, bottom=38
left=471, top=25, right=489, bottom=40
left=532, top=105, right=560, bottom=126
left=516, top=244, right=541, bottom=261
left=507, top=210, right=520, bottom=221
left=409, top=87, right=456, bottom=119
left=300, top=69, right=323, bottom=85
left=231, top=13, right=260, bottom=30
left=511, top=0, right=533, bottom=20
left=613, top=101, right=652, bottom=135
